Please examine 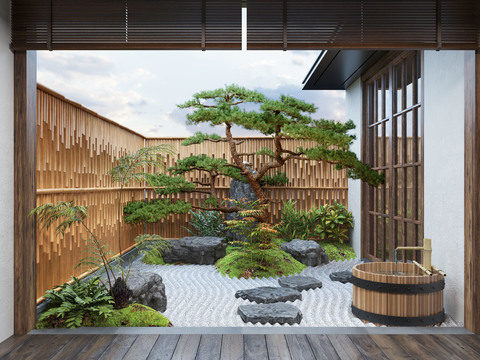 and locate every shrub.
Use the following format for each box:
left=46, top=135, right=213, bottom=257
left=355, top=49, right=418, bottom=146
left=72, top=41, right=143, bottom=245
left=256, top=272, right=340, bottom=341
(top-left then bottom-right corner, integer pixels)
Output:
left=276, top=201, right=353, bottom=243
left=275, top=200, right=321, bottom=241
left=317, top=202, right=354, bottom=243
left=134, top=234, right=171, bottom=265
left=185, top=210, right=227, bottom=237
left=38, top=276, right=114, bottom=329
left=260, top=171, right=289, bottom=186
